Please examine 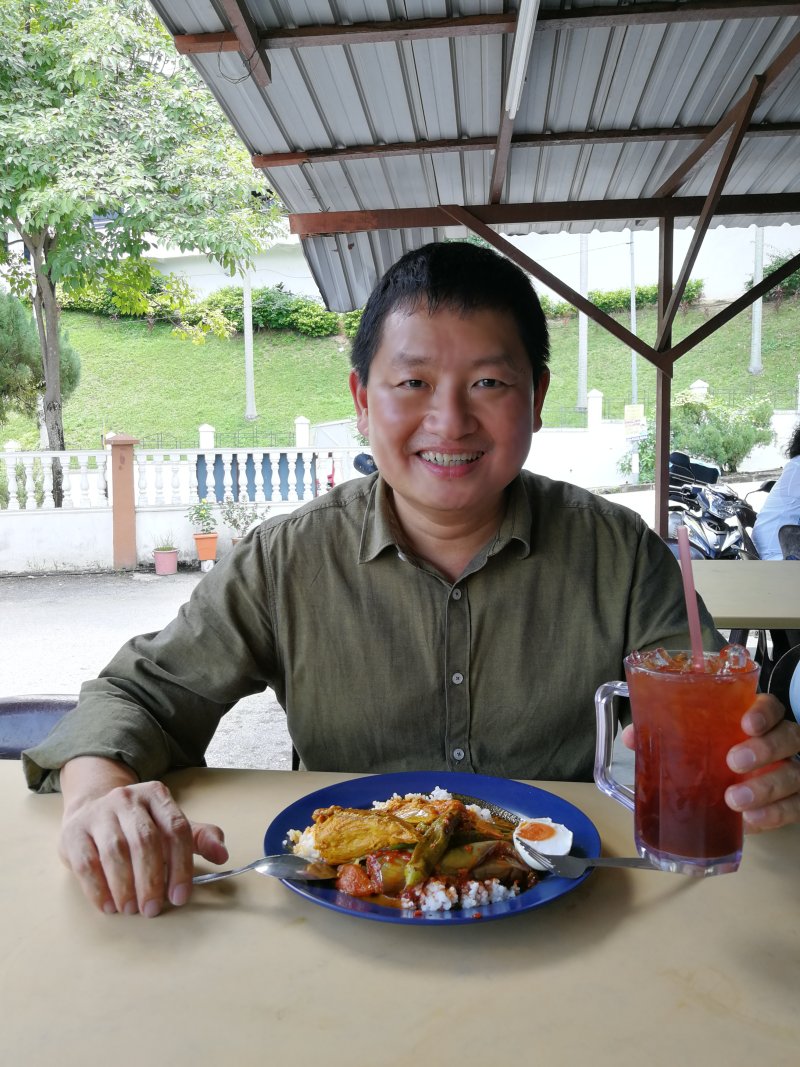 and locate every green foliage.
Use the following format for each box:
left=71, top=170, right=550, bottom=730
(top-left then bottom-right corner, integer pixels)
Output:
left=288, top=300, right=339, bottom=337
left=747, top=250, right=800, bottom=302
left=618, top=426, right=658, bottom=482
left=219, top=495, right=269, bottom=535
left=185, top=497, right=217, bottom=533
left=342, top=309, right=364, bottom=338
left=547, top=279, right=704, bottom=317
left=670, top=392, right=774, bottom=473
left=154, top=532, right=177, bottom=550
left=0, top=289, right=80, bottom=423
left=537, top=294, right=573, bottom=318
left=619, top=392, right=775, bottom=480
left=251, top=284, right=295, bottom=330
left=0, top=0, right=284, bottom=449
left=0, top=290, right=43, bottom=422
left=183, top=283, right=339, bottom=337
